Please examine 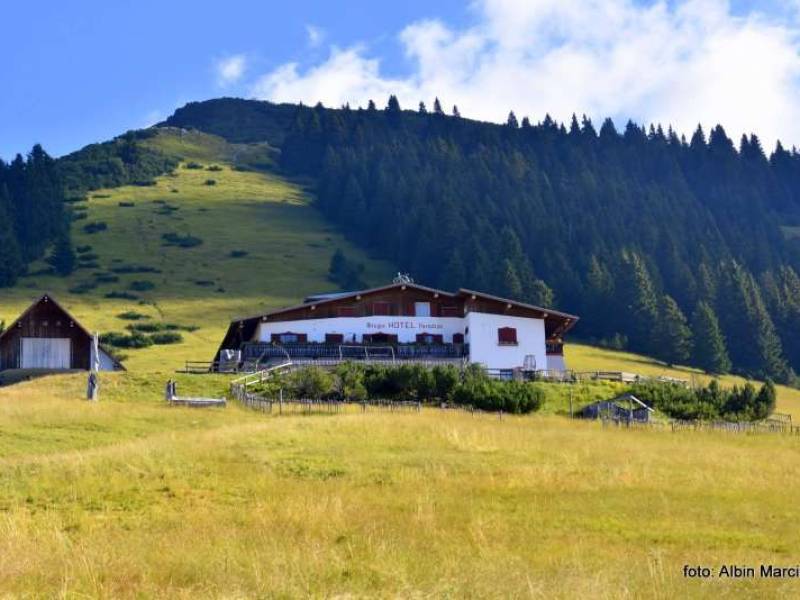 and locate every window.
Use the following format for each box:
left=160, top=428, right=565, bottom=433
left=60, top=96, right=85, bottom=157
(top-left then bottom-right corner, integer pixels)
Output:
left=414, top=302, right=431, bottom=317
left=372, top=302, right=392, bottom=316
left=497, top=327, right=518, bottom=345
left=271, top=332, right=307, bottom=344
left=453, top=333, right=464, bottom=344
left=325, top=333, right=344, bottom=344
left=416, top=333, right=443, bottom=344
left=441, top=305, right=460, bottom=317
left=364, top=332, right=398, bottom=344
